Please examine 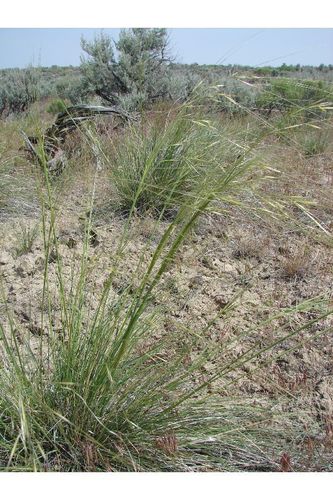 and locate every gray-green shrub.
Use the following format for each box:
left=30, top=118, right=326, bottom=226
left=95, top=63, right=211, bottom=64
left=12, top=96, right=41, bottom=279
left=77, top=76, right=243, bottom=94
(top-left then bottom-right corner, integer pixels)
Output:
left=0, top=67, right=40, bottom=116
left=80, top=29, right=172, bottom=108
